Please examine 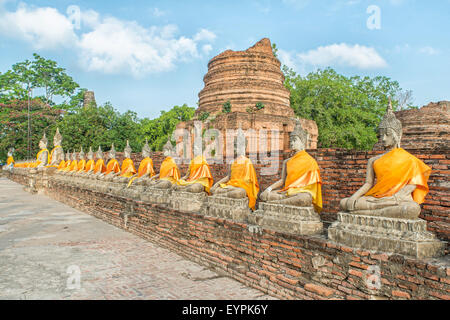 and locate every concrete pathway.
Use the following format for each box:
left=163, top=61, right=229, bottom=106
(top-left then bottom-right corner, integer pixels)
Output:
left=0, top=178, right=273, bottom=300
